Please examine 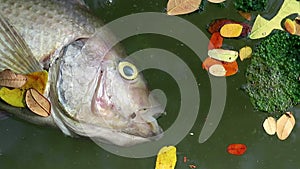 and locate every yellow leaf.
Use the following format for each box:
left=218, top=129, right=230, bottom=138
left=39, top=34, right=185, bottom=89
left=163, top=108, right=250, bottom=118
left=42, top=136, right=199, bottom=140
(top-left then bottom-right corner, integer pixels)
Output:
left=284, top=18, right=296, bottom=34
left=167, top=0, right=202, bottom=16
left=155, top=146, right=177, bottom=169
left=239, top=46, right=252, bottom=61
left=276, top=112, right=295, bottom=140
left=208, top=49, right=239, bottom=62
left=0, top=71, right=48, bottom=107
left=220, top=23, right=243, bottom=38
